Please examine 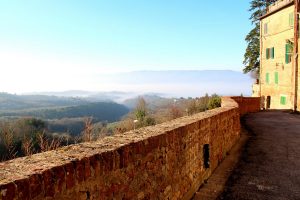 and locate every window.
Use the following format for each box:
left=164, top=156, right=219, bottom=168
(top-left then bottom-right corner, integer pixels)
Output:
left=266, top=47, right=275, bottom=59
left=275, top=72, right=279, bottom=84
left=264, top=23, right=268, bottom=34
left=266, top=48, right=270, bottom=59
left=271, top=47, right=275, bottom=59
left=289, top=13, right=293, bottom=26
left=285, top=43, right=293, bottom=64
left=266, top=73, right=270, bottom=84
left=203, top=144, right=210, bottom=169
left=280, top=96, right=287, bottom=105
